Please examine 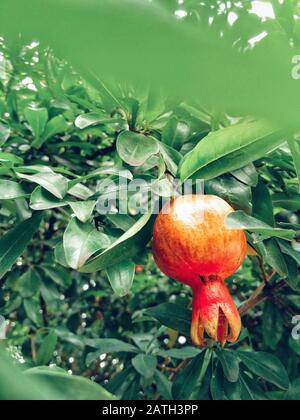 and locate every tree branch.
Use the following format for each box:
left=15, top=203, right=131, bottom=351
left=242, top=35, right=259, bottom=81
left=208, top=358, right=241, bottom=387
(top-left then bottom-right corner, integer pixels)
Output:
left=239, top=280, right=286, bottom=317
